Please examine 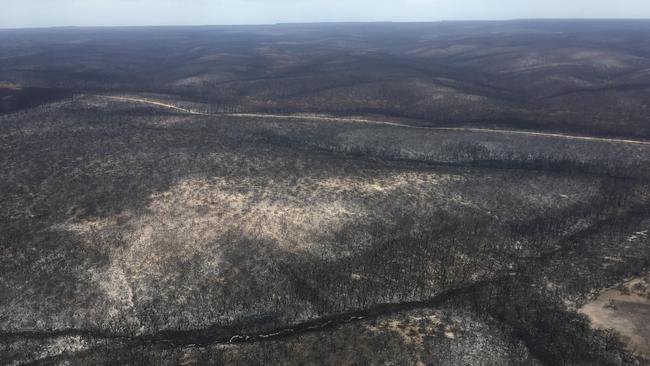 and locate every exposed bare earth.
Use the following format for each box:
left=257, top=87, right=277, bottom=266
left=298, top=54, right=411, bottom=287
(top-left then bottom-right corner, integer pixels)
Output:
left=580, top=273, right=650, bottom=359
